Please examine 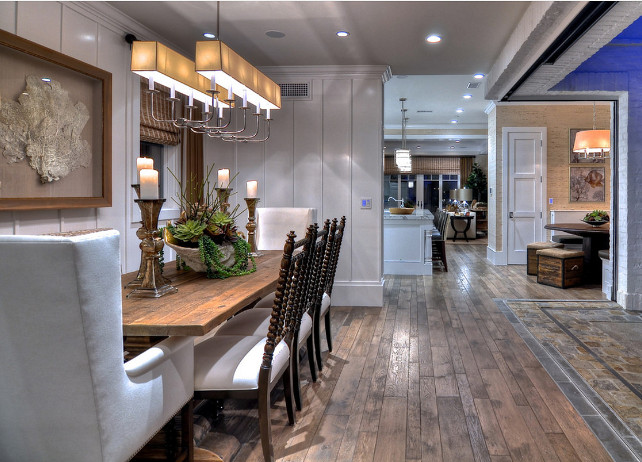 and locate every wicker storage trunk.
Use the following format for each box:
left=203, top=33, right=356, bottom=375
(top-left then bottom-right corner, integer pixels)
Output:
left=536, top=248, right=584, bottom=288
left=526, top=242, right=563, bottom=275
